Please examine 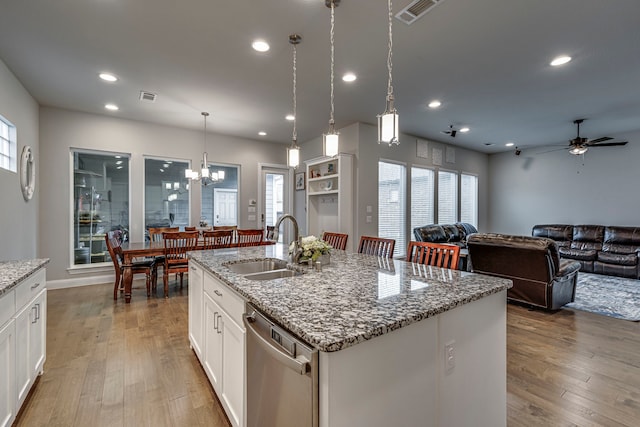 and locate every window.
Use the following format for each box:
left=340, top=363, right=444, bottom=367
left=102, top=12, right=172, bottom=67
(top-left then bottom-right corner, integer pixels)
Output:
left=201, top=163, right=240, bottom=227
left=378, top=161, right=406, bottom=258
left=144, top=158, right=190, bottom=234
left=410, top=166, right=435, bottom=240
left=460, top=173, right=478, bottom=227
left=72, top=150, right=129, bottom=266
left=437, top=170, right=458, bottom=224
left=0, top=115, right=17, bottom=172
